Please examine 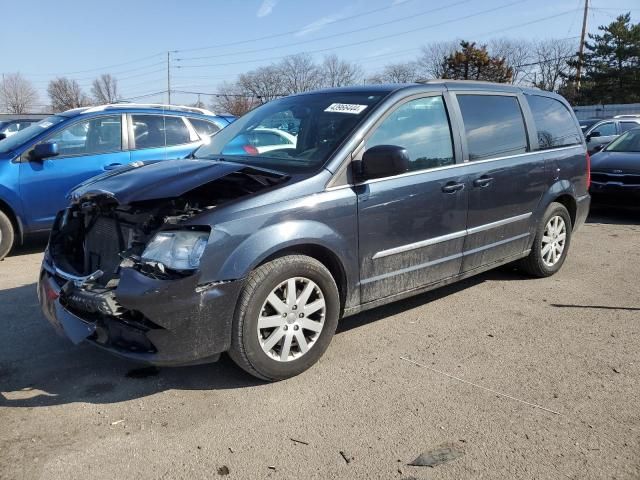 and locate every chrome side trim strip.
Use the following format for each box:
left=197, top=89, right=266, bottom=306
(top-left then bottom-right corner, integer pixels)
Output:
left=462, top=233, right=530, bottom=256
left=466, top=212, right=532, bottom=235
left=372, top=230, right=467, bottom=259
left=362, top=252, right=463, bottom=285
left=363, top=232, right=530, bottom=285
left=372, top=212, right=532, bottom=259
